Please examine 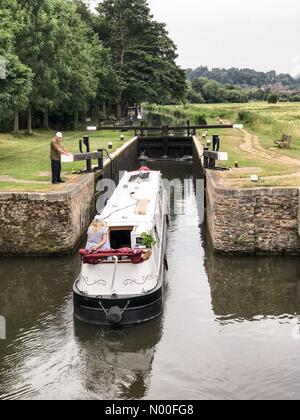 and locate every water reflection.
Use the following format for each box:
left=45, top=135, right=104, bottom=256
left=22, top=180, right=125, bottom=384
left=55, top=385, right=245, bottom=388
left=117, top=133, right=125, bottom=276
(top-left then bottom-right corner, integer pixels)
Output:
left=1, top=160, right=300, bottom=400
left=0, top=254, right=163, bottom=400
left=0, top=255, right=81, bottom=399
left=0, top=255, right=81, bottom=325
left=203, top=230, right=300, bottom=320
left=74, top=320, right=162, bottom=400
